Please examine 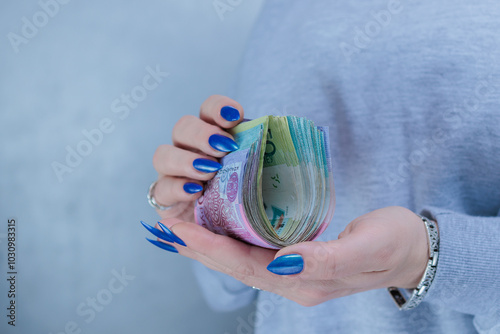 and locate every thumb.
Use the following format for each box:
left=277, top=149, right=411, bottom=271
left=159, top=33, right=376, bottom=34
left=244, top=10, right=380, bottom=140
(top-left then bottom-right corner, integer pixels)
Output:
left=270, top=233, right=375, bottom=280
